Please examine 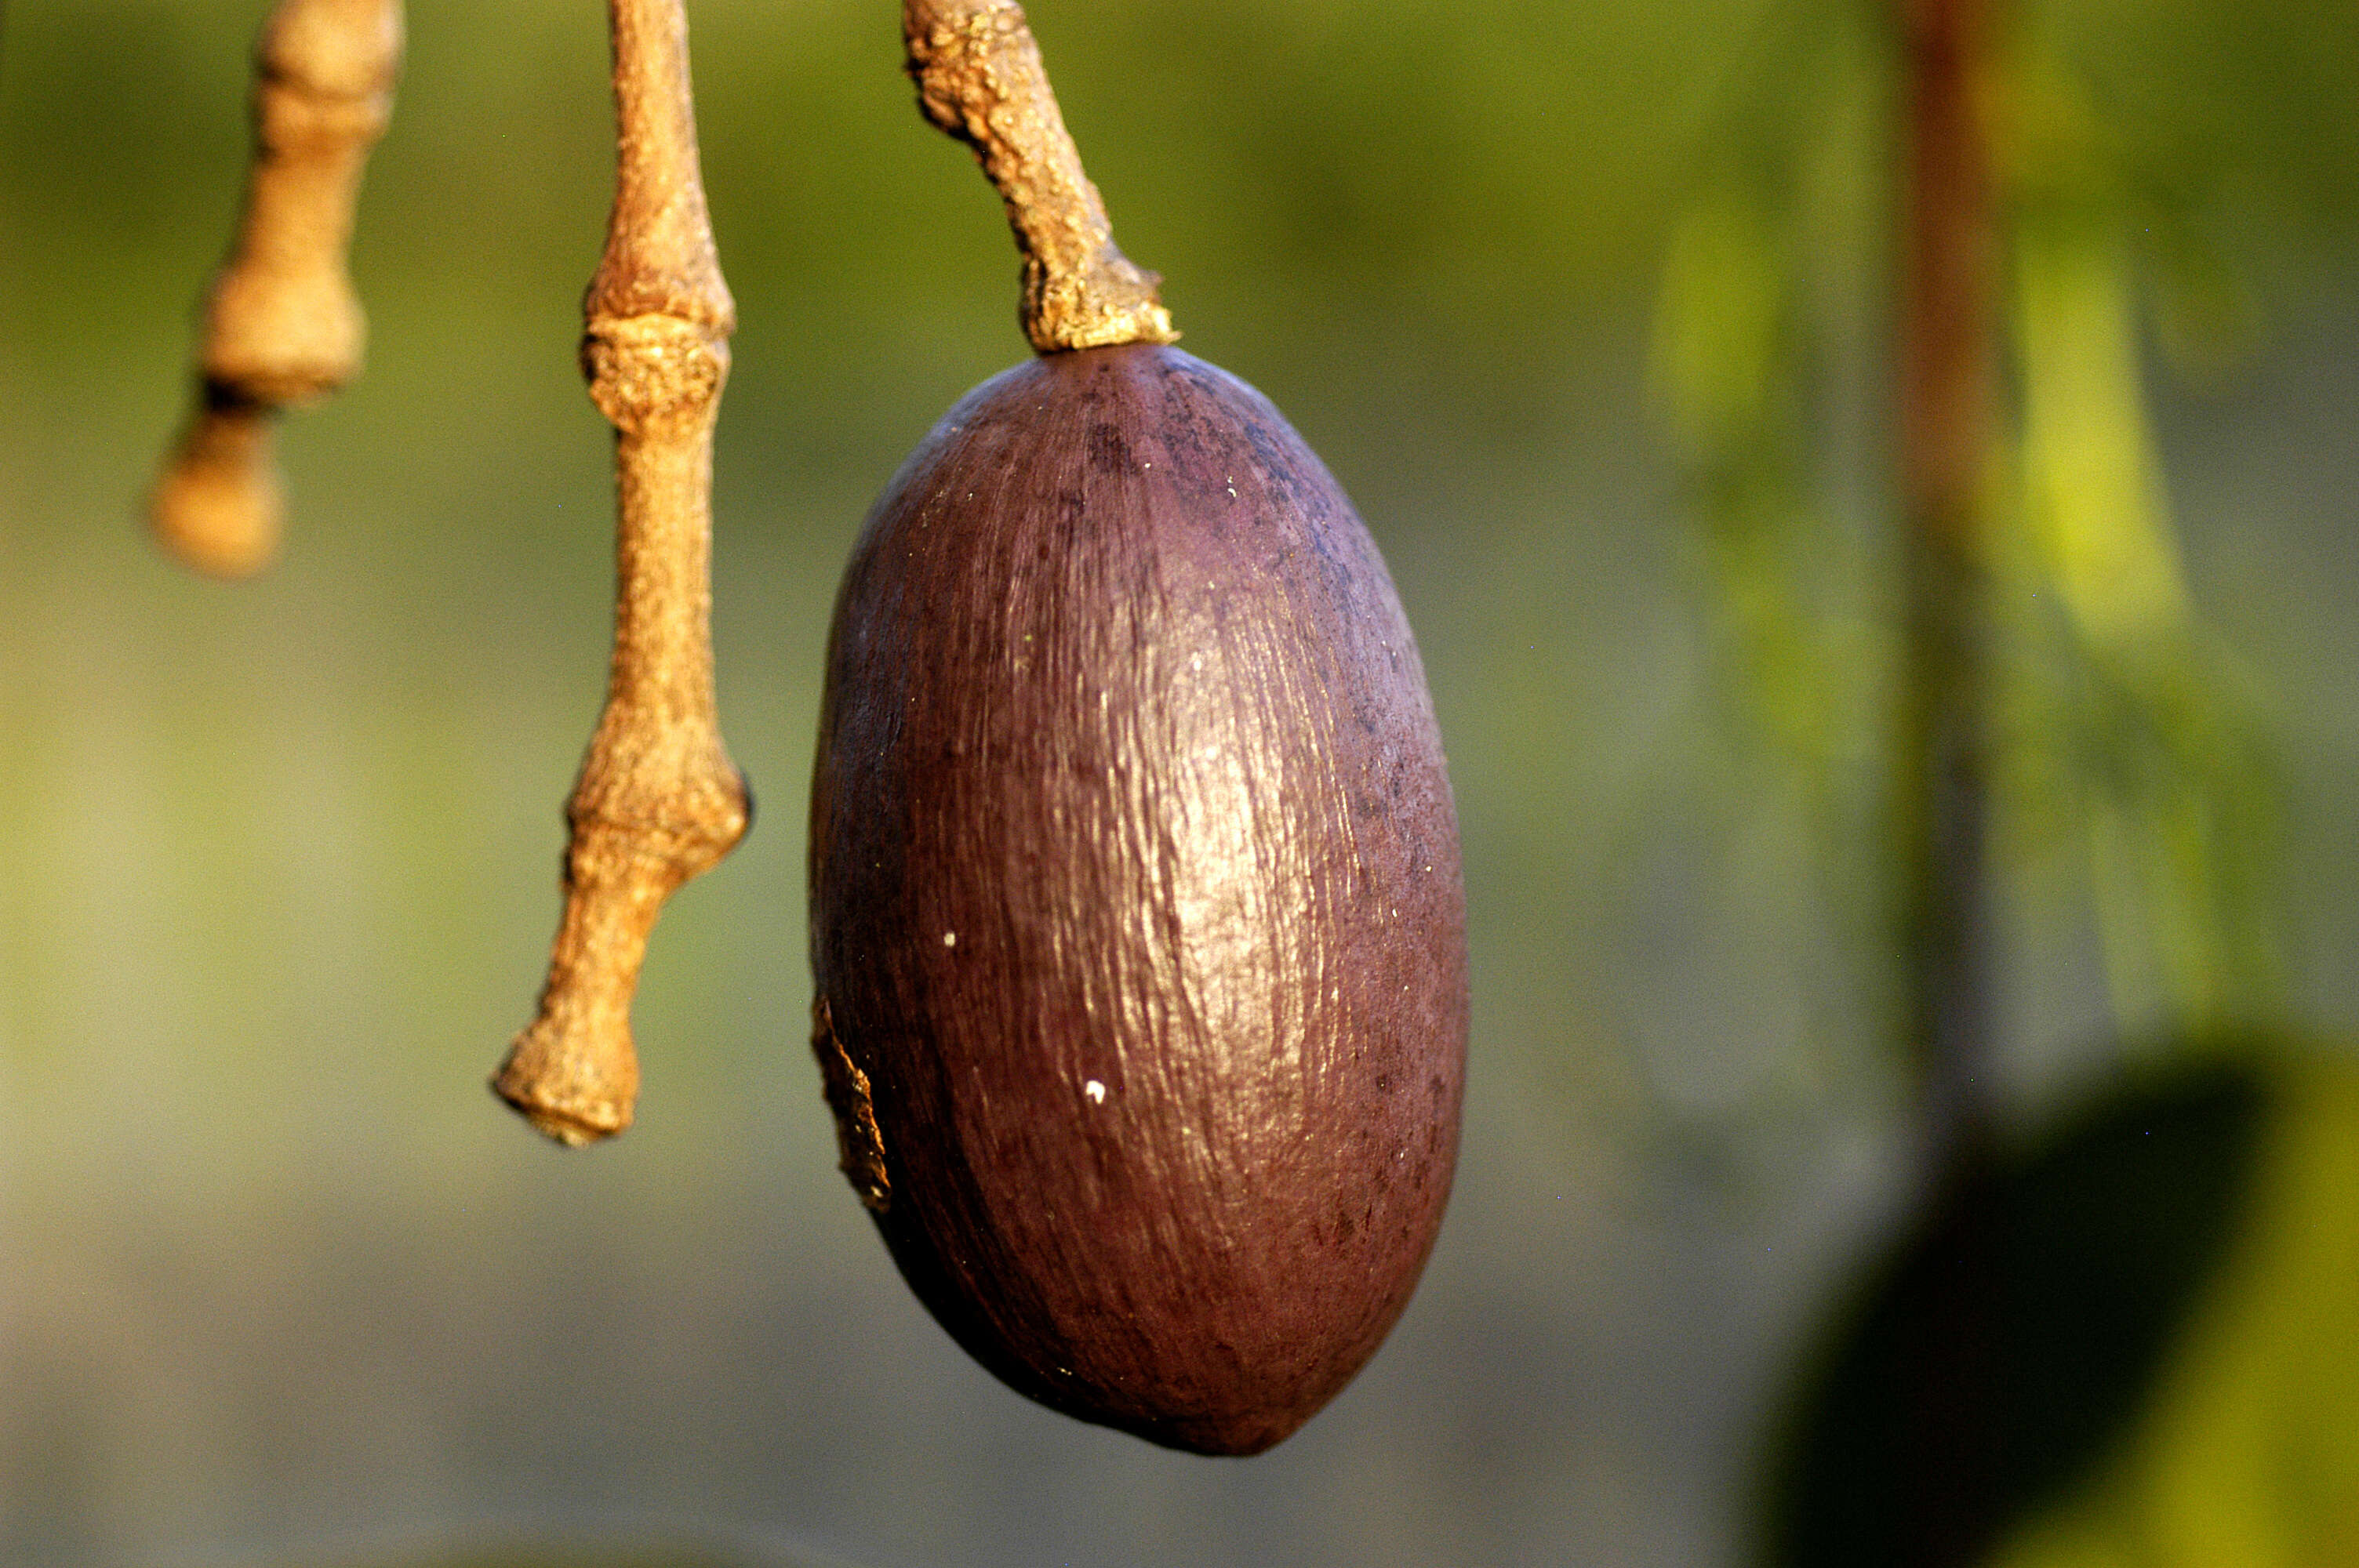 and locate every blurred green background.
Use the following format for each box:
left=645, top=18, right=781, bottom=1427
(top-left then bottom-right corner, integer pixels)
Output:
left=1, top=0, right=2357, bottom=1564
